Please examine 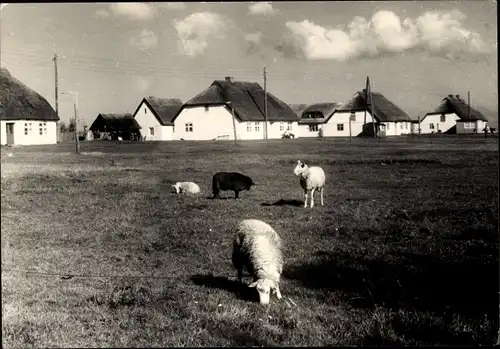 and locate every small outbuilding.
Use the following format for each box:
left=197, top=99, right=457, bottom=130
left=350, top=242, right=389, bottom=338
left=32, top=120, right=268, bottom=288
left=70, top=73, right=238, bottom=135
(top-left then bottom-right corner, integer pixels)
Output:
left=0, top=67, right=60, bottom=146
left=89, top=113, right=142, bottom=140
